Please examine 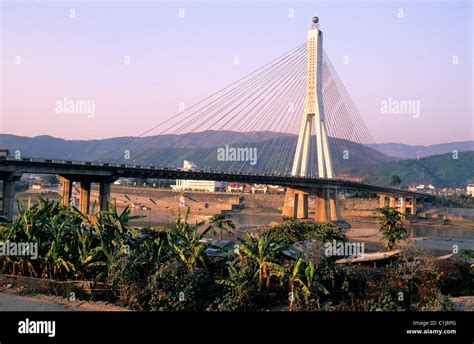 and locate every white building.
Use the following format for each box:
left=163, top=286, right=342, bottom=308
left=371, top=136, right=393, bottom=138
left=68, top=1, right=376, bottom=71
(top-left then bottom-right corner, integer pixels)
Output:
left=409, top=184, right=436, bottom=195
left=467, top=184, right=474, bottom=197
left=171, top=160, right=224, bottom=192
